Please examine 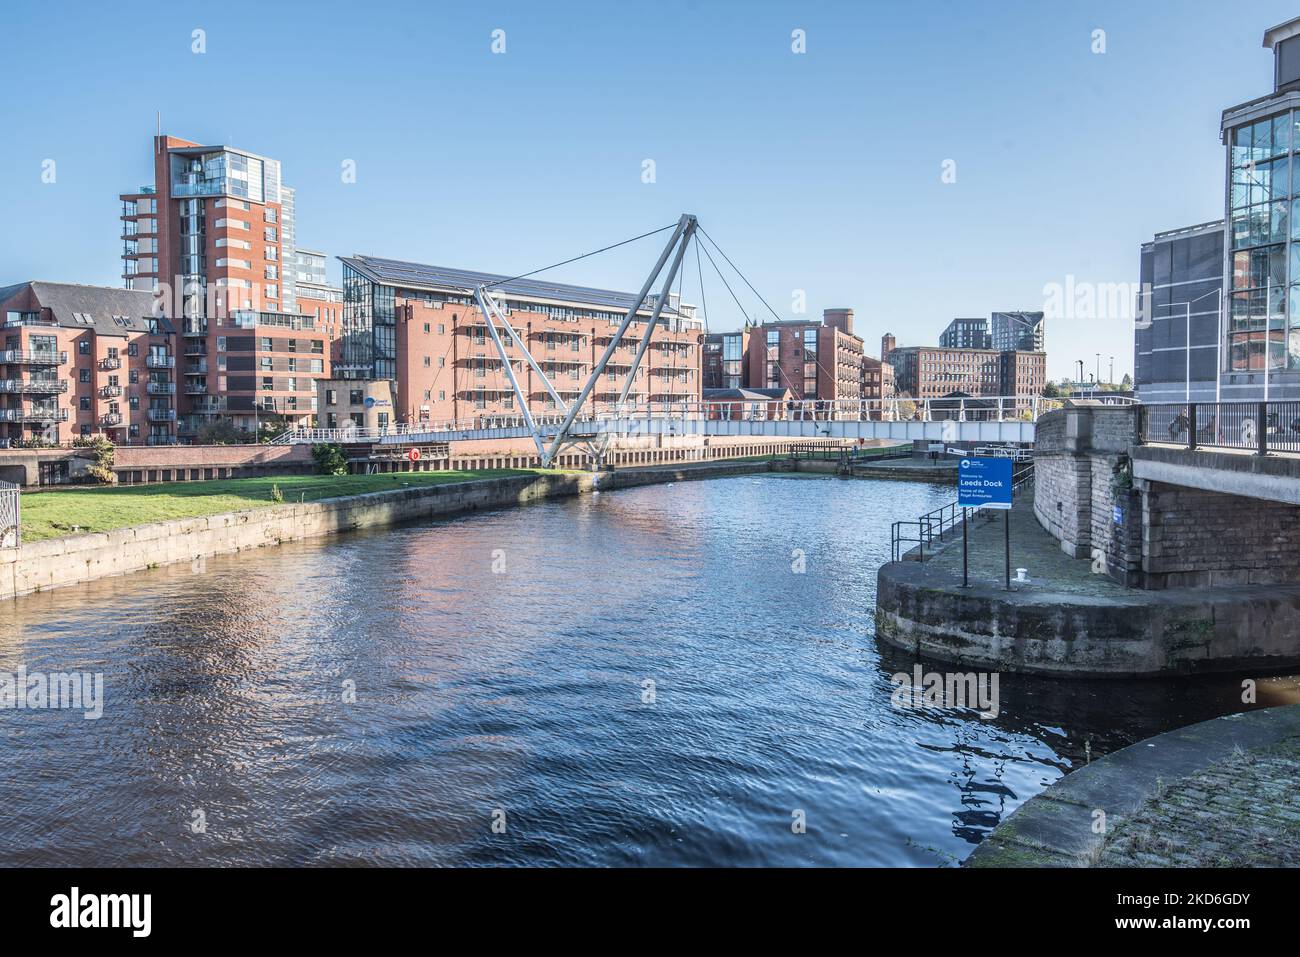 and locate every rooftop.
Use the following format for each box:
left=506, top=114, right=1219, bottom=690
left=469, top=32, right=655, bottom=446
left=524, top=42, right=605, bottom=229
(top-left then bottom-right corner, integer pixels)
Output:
left=0, top=281, right=172, bottom=337
left=340, top=255, right=696, bottom=320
